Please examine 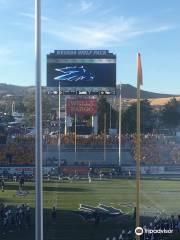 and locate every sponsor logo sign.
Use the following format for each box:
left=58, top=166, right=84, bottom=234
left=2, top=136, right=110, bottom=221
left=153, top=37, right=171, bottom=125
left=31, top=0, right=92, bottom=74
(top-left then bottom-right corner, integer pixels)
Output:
left=66, top=98, right=97, bottom=116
